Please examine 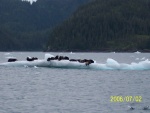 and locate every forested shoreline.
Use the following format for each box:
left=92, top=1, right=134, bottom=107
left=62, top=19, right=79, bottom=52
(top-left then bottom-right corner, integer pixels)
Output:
left=0, top=0, right=89, bottom=51
left=46, top=0, right=150, bottom=52
left=0, top=0, right=150, bottom=52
